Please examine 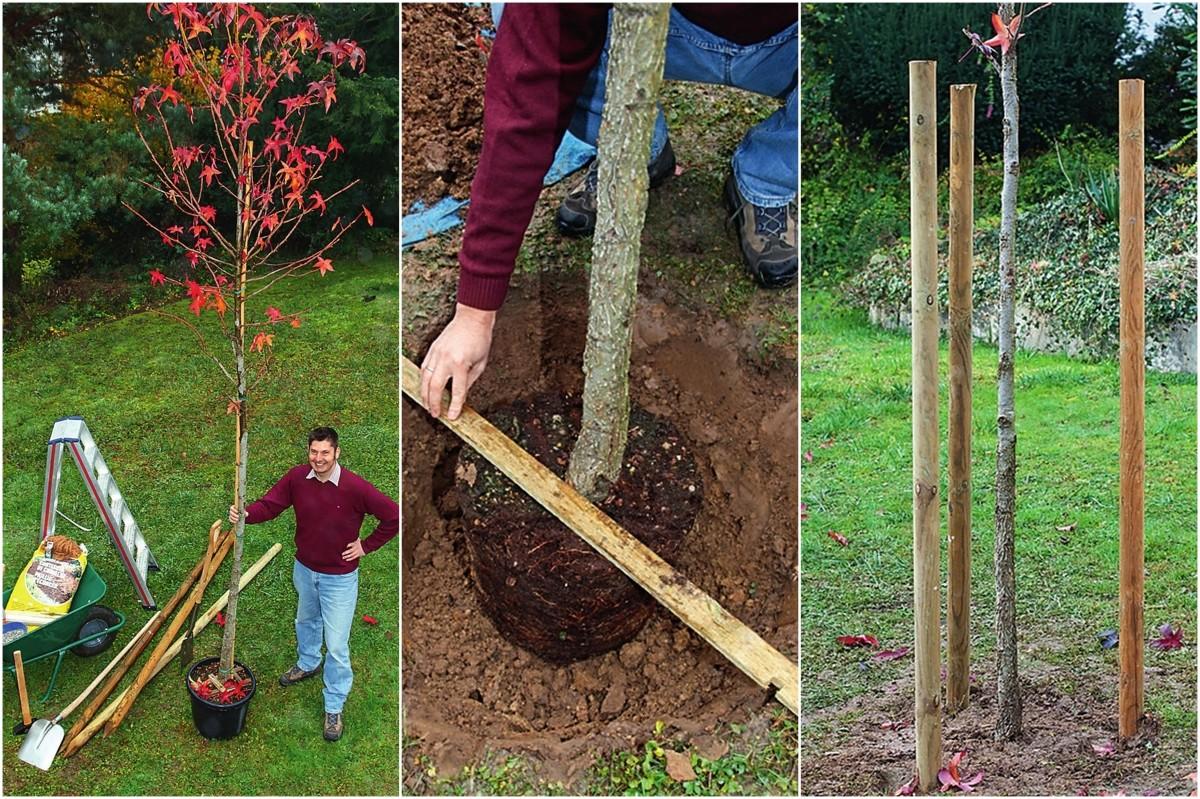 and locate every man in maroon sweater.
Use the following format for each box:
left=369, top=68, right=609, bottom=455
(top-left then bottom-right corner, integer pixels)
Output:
left=419, top=4, right=797, bottom=421
left=228, top=427, right=398, bottom=741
